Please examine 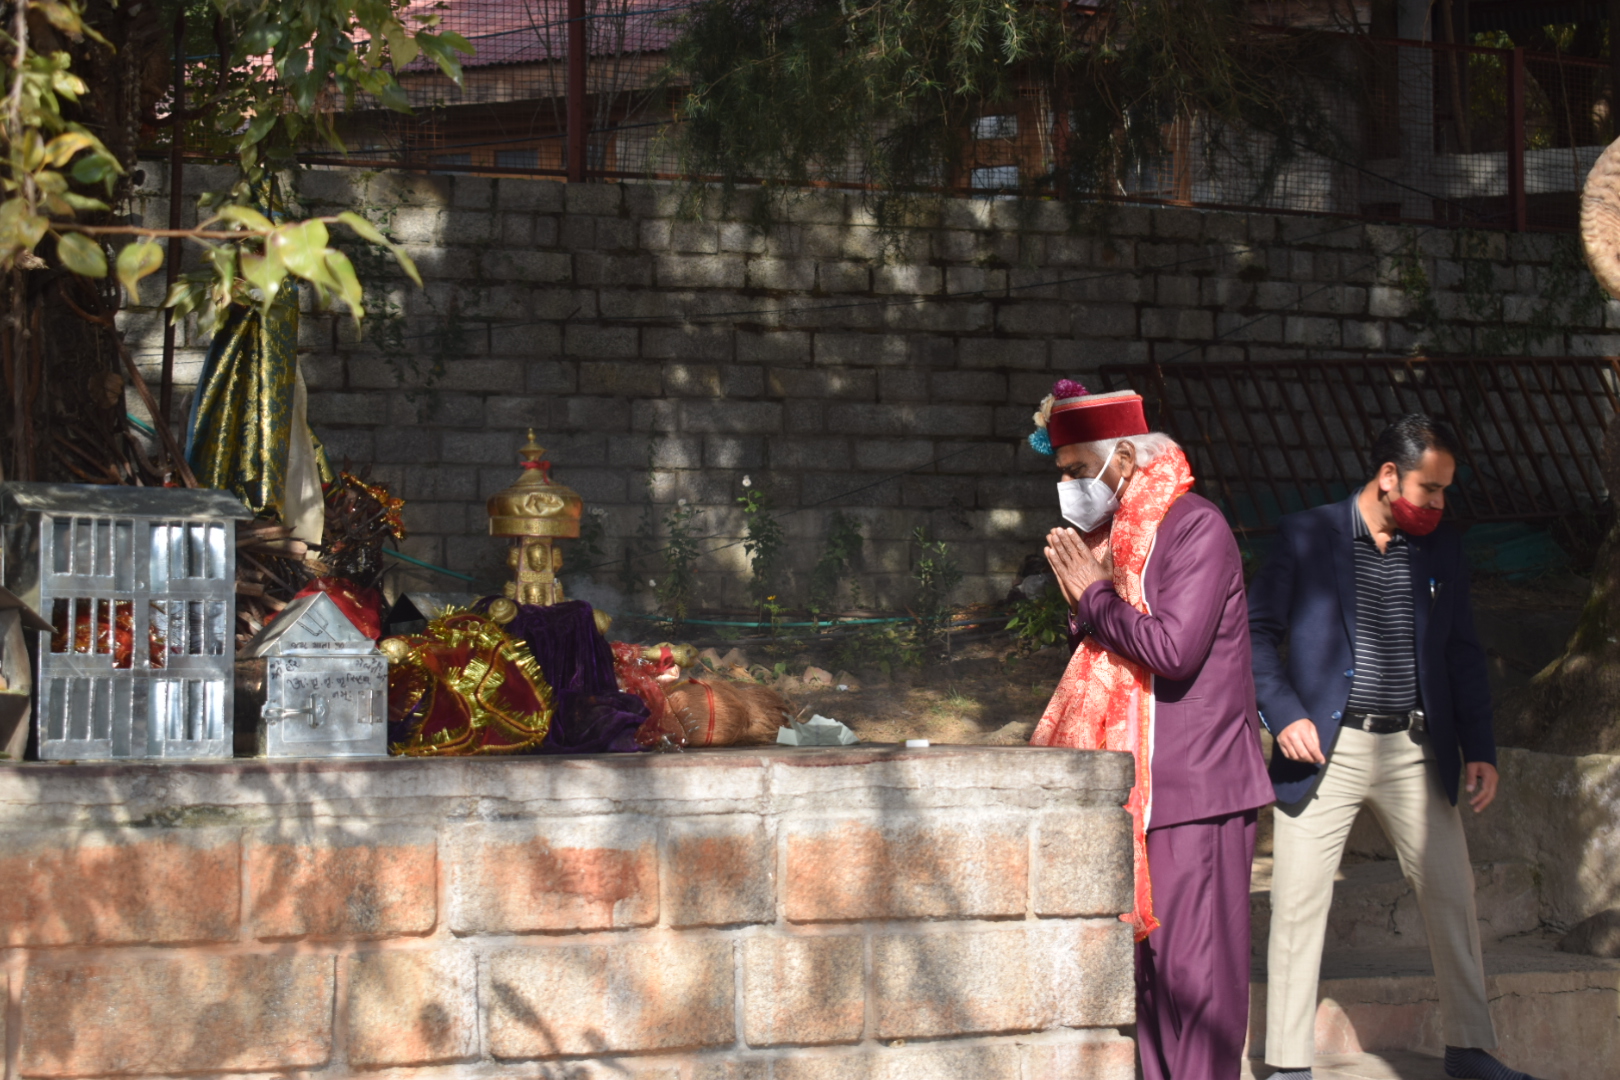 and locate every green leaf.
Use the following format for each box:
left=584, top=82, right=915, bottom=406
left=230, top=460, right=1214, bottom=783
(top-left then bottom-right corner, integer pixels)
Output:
left=324, top=249, right=365, bottom=319
left=390, top=245, right=423, bottom=287
left=382, top=20, right=420, bottom=67
left=70, top=153, right=116, bottom=186
left=208, top=245, right=238, bottom=289
left=217, top=205, right=275, bottom=232
left=56, top=232, right=106, bottom=277
left=163, top=278, right=209, bottom=323
left=0, top=200, right=50, bottom=252
left=35, top=2, right=83, bottom=36
left=114, top=240, right=164, bottom=303
left=239, top=252, right=286, bottom=310
left=240, top=111, right=279, bottom=148
left=335, top=211, right=389, bottom=246
left=42, top=131, right=96, bottom=166
left=416, top=33, right=468, bottom=85
left=60, top=192, right=109, bottom=212
left=376, top=80, right=411, bottom=113
left=268, top=220, right=333, bottom=285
